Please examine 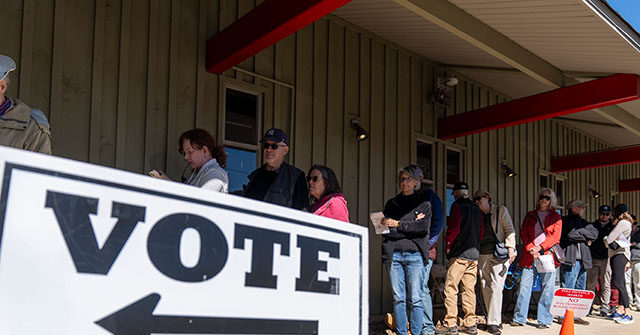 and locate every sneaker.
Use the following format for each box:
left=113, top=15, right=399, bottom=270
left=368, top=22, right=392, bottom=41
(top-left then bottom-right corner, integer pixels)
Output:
left=485, top=325, right=501, bottom=335
left=459, top=325, right=477, bottom=335
left=615, top=314, right=634, bottom=324
left=385, top=312, right=395, bottom=329
left=607, top=312, right=623, bottom=321
left=434, top=325, right=458, bottom=335
left=536, top=324, right=550, bottom=329
left=509, top=321, right=524, bottom=327
left=575, top=318, right=590, bottom=325
left=598, top=310, right=609, bottom=317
